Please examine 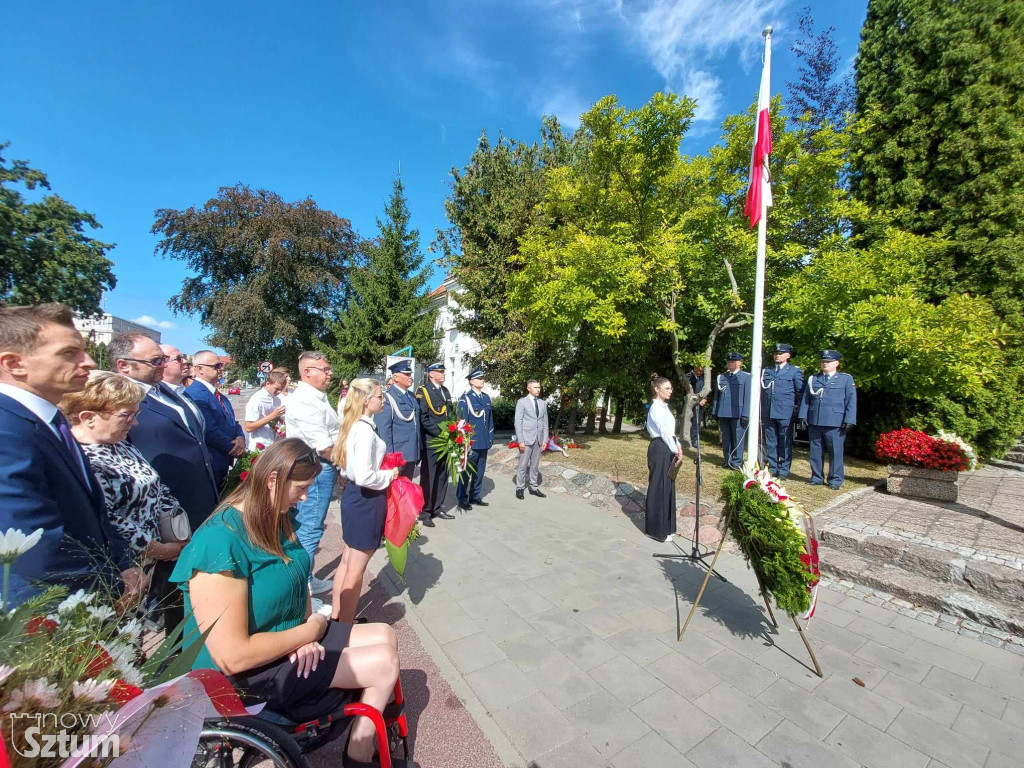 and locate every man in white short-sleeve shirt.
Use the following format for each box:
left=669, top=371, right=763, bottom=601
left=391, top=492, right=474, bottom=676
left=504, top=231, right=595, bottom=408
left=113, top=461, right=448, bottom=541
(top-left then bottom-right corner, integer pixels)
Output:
left=243, top=370, right=287, bottom=450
